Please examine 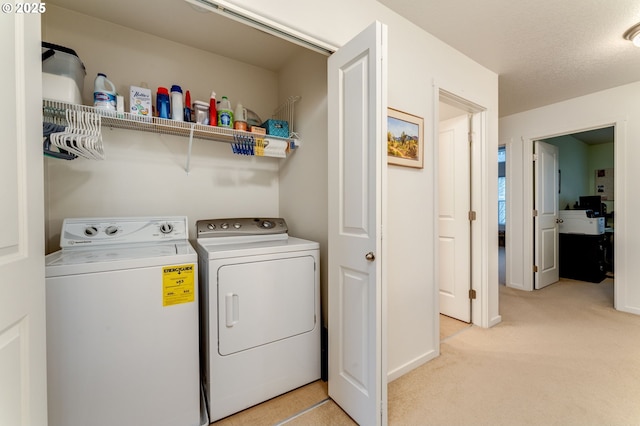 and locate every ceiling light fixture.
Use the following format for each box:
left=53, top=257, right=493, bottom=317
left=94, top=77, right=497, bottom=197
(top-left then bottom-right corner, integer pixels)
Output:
left=623, top=22, right=640, bottom=47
